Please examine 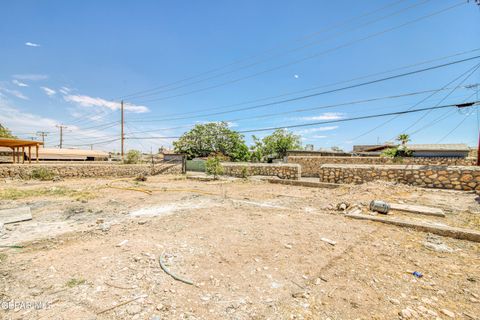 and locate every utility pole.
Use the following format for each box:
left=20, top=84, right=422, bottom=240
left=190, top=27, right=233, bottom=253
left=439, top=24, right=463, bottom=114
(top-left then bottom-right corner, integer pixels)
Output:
left=456, top=100, right=480, bottom=165
left=121, top=100, right=125, bottom=162
left=56, top=125, right=67, bottom=149
left=36, top=131, right=49, bottom=147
